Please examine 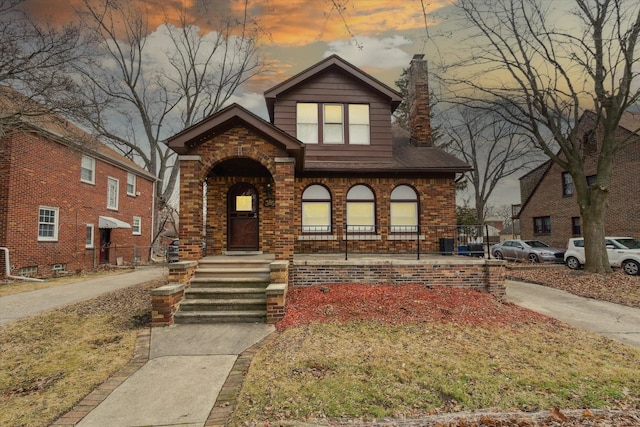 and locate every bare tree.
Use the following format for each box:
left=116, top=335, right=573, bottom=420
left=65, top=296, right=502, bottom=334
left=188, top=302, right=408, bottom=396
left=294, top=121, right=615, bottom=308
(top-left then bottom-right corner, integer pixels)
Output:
left=445, top=0, right=640, bottom=273
left=0, top=0, right=85, bottom=134
left=440, top=104, right=544, bottom=226
left=71, top=0, right=264, bottom=215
